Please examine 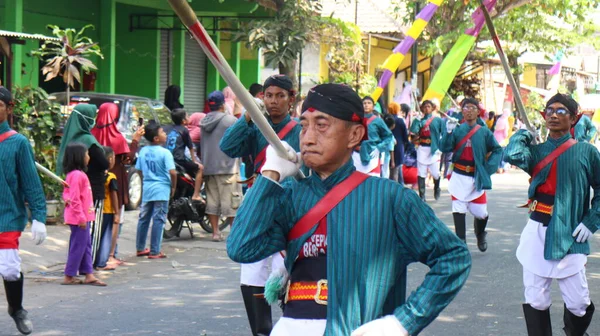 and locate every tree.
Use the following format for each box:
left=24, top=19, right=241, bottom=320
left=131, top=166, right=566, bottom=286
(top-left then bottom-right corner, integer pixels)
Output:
left=31, top=24, right=103, bottom=104
left=392, top=0, right=600, bottom=81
